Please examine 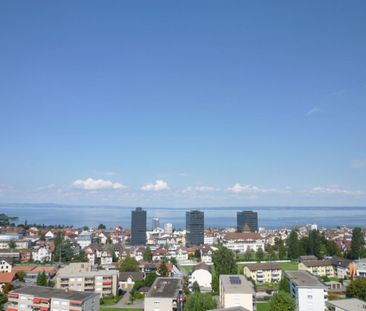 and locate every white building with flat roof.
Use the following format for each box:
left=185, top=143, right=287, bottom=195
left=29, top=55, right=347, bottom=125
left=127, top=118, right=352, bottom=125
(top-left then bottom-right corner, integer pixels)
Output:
left=326, top=298, right=366, bottom=311
left=219, top=275, right=255, bottom=311
left=286, top=270, right=328, bottom=311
